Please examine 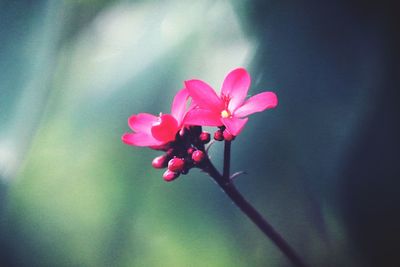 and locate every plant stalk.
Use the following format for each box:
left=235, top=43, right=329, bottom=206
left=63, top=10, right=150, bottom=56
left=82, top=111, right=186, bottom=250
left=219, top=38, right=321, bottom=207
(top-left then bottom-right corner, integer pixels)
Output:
left=202, top=141, right=308, bottom=267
